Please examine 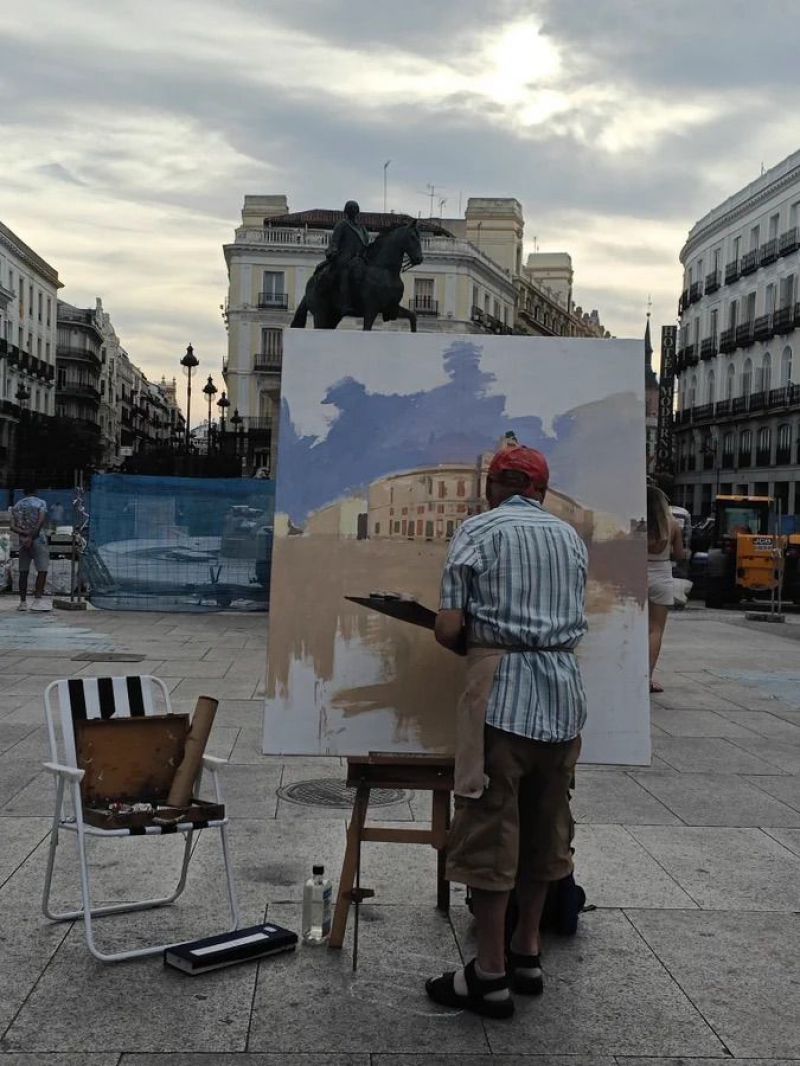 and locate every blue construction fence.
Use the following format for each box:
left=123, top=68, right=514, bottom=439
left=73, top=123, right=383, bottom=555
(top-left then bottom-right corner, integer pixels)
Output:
left=85, top=474, right=274, bottom=612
